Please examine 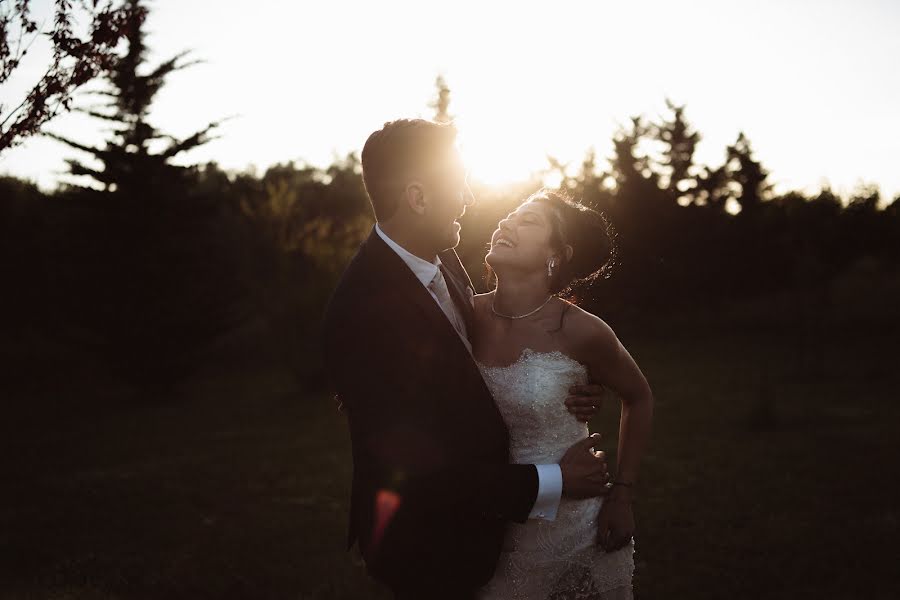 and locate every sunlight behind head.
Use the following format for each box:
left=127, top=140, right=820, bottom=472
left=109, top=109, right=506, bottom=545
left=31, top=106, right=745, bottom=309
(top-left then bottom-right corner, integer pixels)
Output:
left=361, top=118, right=475, bottom=260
